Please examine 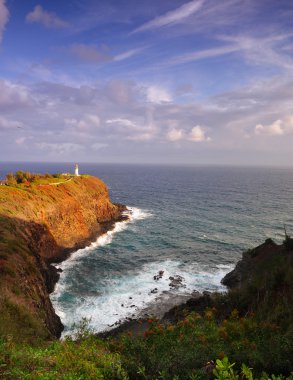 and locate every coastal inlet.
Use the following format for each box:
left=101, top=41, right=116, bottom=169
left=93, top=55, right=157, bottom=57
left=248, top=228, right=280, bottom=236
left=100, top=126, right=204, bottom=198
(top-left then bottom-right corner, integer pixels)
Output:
left=48, top=166, right=292, bottom=335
